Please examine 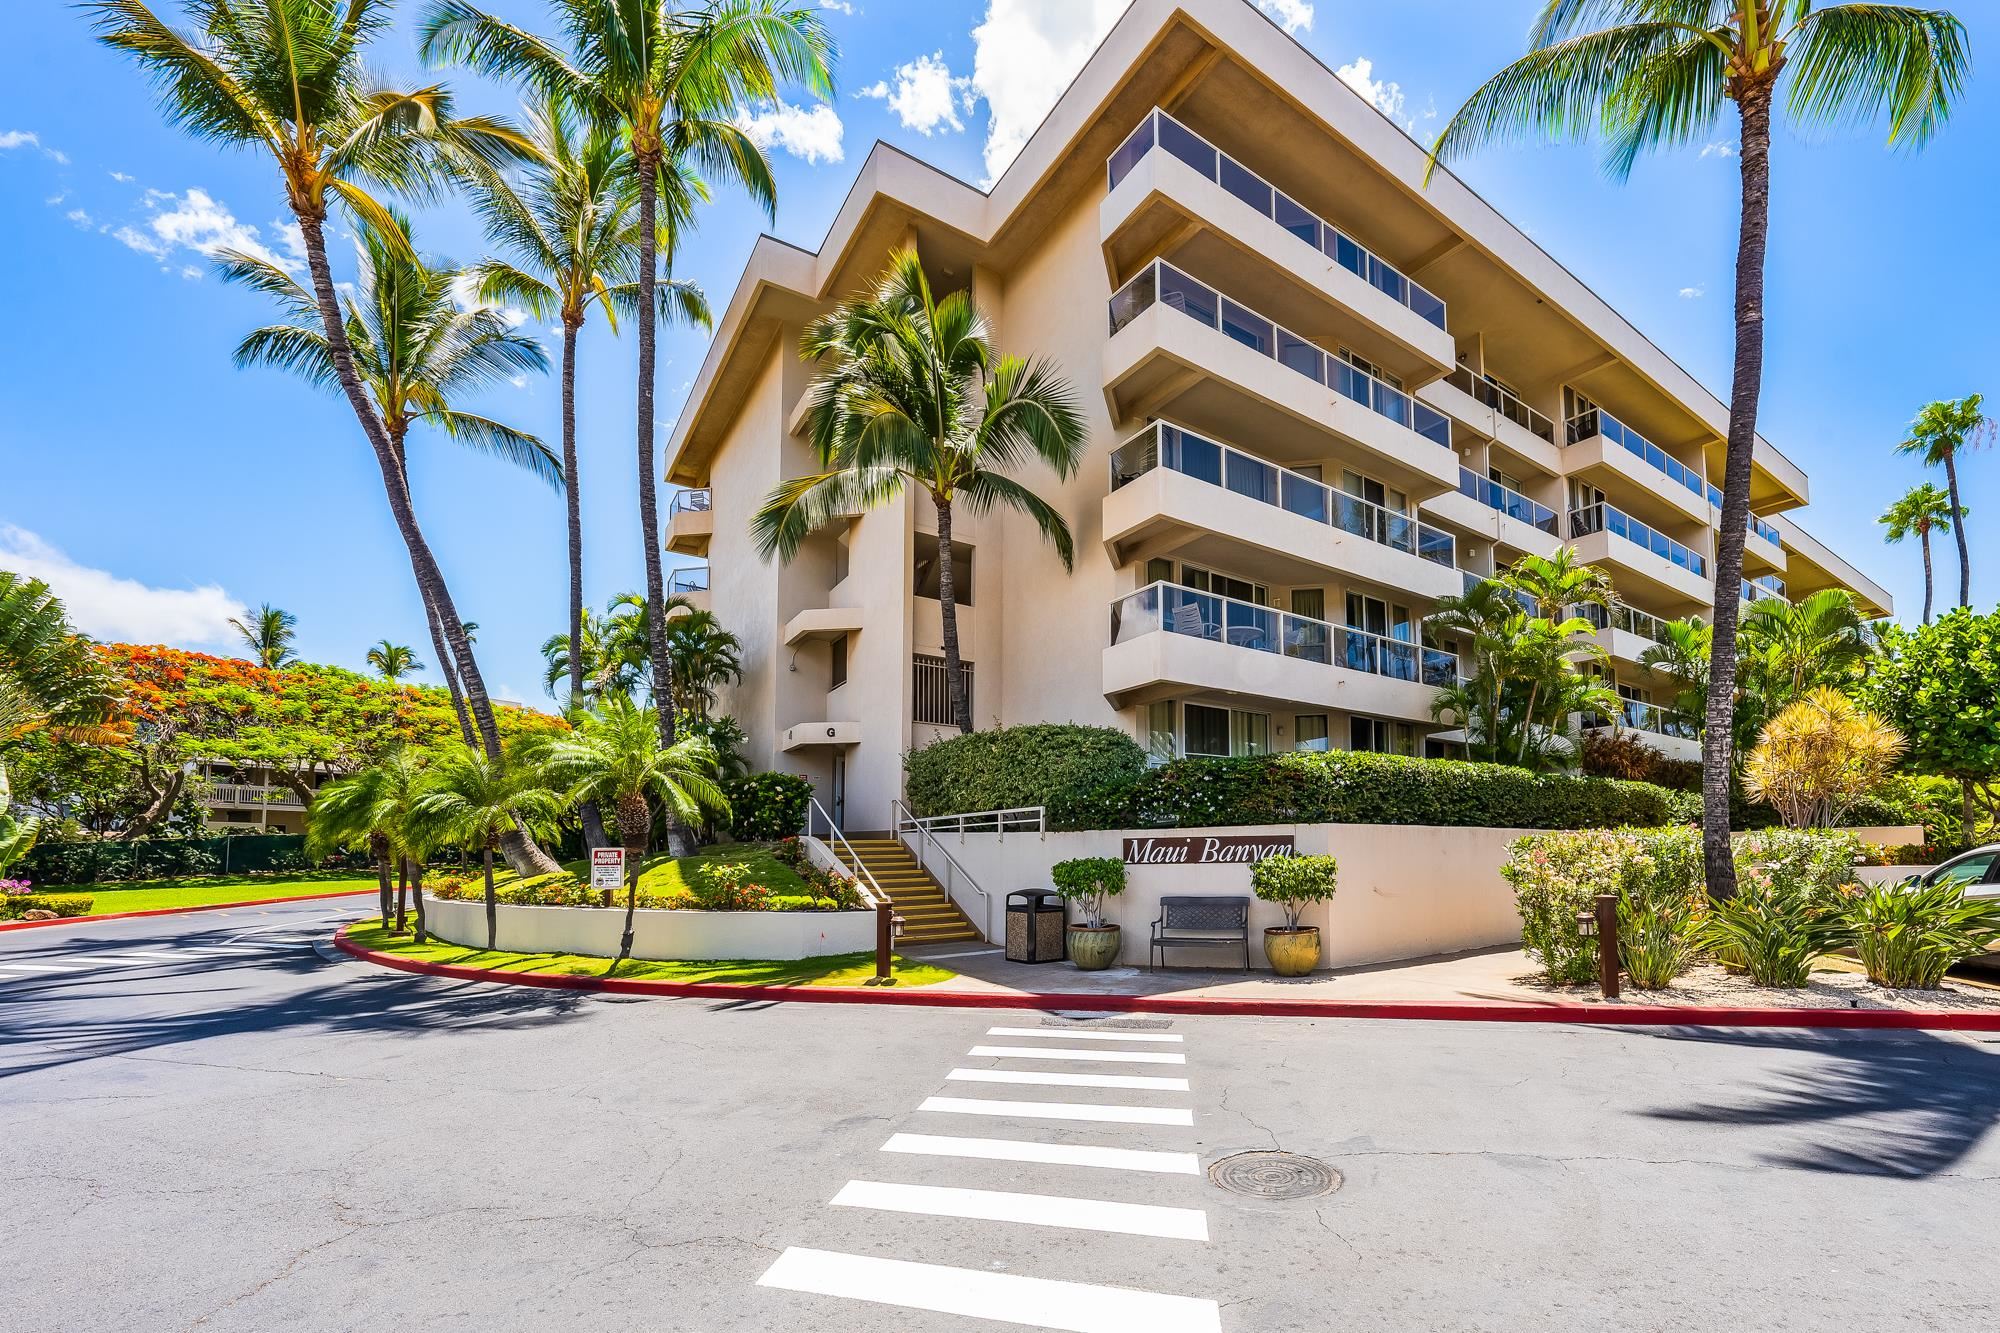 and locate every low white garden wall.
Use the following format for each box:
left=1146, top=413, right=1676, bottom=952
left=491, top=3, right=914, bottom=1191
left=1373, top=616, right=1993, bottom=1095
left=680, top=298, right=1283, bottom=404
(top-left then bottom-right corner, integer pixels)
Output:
left=421, top=894, right=875, bottom=961
left=928, top=823, right=1534, bottom=972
